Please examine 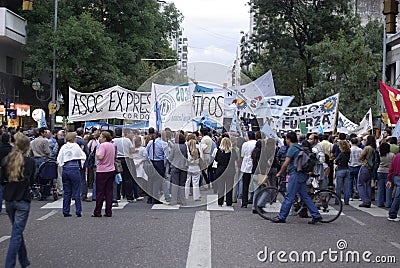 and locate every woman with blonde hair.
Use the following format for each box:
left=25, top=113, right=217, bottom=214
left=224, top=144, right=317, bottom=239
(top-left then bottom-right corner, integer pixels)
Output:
left=57, top=132, right=87, bottom=217
left=334, top=140, right=351, bottom=205
left=1, top=135, right=35, bottom=268
left=214, top=137, right=237, bottom=206
left=185, top=139, right=202, bottom=201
